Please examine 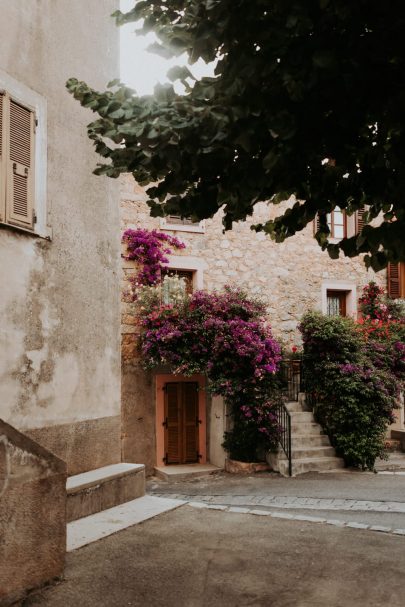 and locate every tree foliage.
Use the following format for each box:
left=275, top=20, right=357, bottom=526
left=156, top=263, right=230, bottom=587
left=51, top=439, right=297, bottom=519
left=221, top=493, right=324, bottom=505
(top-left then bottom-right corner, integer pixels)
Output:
left=67, top=0, right=405, bottom=270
